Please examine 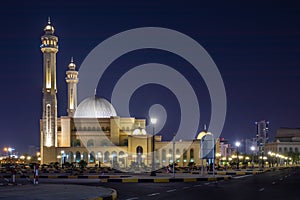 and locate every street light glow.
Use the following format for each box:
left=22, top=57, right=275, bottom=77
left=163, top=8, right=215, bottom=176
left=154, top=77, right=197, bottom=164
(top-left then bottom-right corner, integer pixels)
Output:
left=235, top=141, right=241, bottom=147
left=250, top=146, right=255, bottom=151
left=150, top=118, right=157, bottom=124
